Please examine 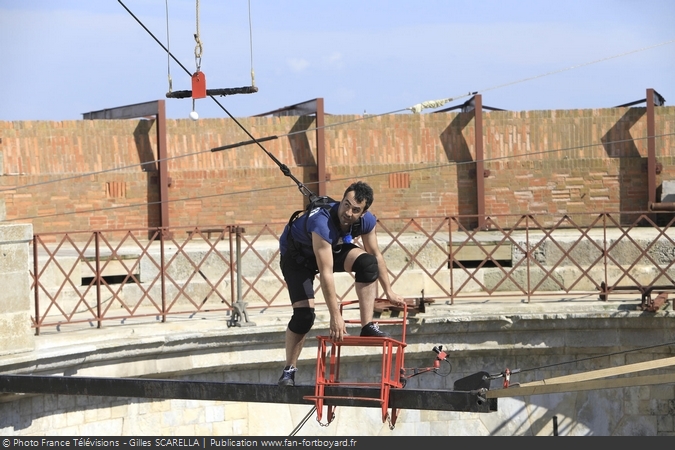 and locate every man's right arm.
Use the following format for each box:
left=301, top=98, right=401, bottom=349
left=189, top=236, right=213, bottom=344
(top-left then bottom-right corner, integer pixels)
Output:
left=312, top=232, right=346, bottom=340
